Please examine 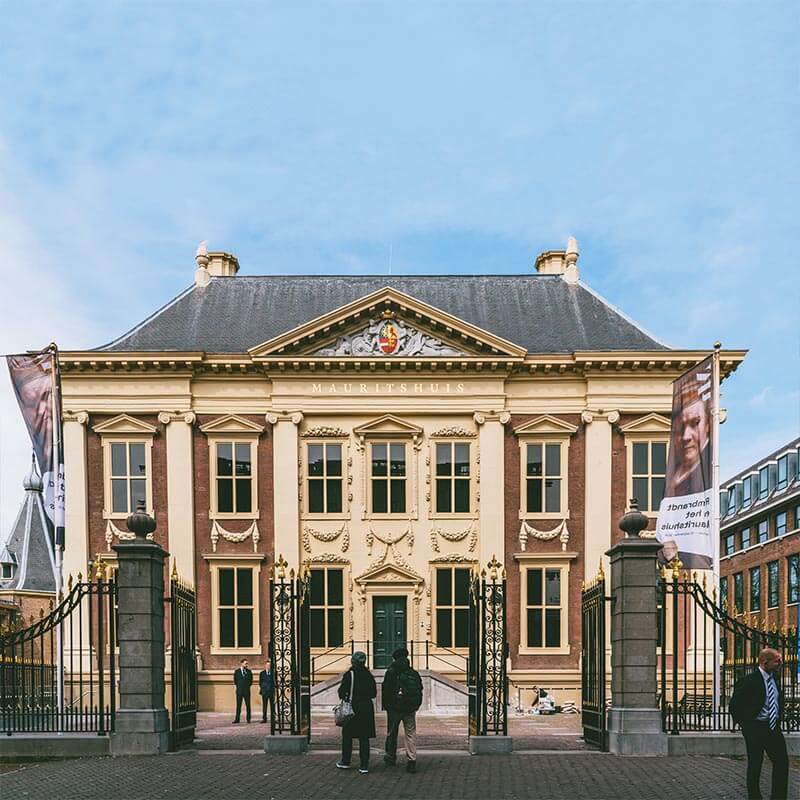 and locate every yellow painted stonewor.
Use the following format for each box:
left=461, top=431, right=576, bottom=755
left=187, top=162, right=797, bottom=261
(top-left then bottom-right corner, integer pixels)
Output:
left=54, top=240, right=745, bottom=711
